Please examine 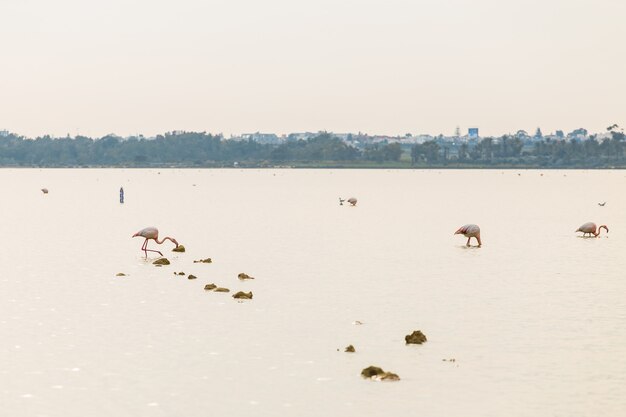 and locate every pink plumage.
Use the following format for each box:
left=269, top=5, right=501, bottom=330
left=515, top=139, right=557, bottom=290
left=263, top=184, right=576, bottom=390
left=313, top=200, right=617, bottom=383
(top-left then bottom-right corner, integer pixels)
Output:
left=454, top=224, right=482, bottom=247
left=132, top=226, right=179, bottom=257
